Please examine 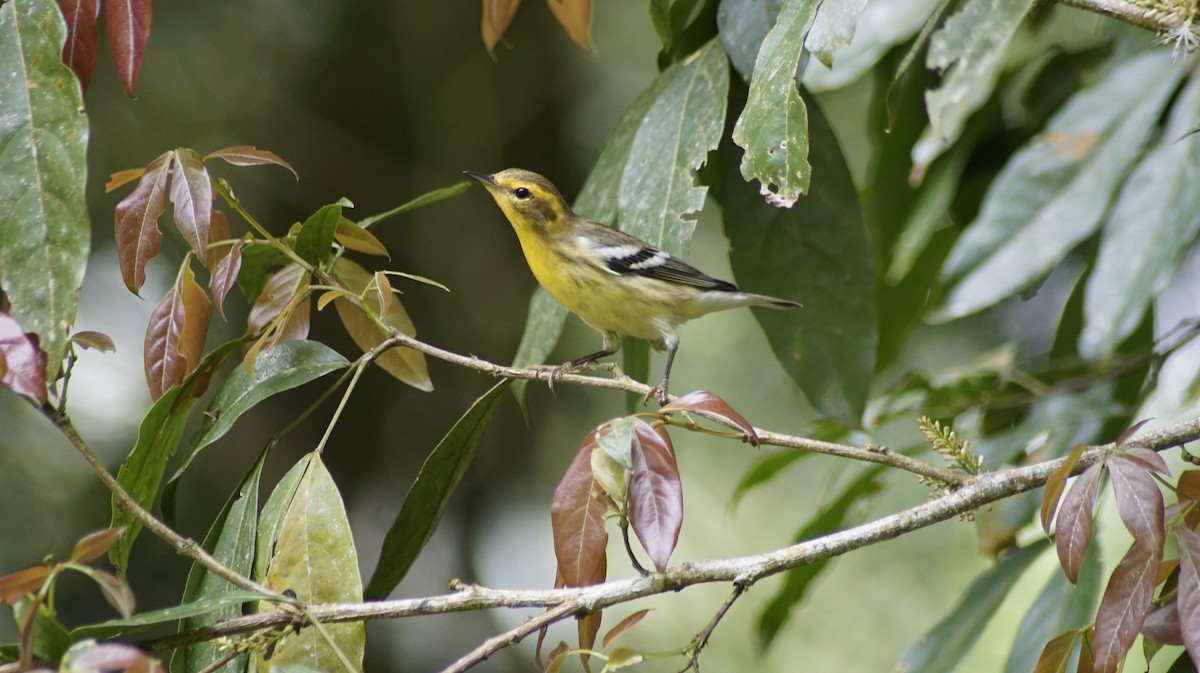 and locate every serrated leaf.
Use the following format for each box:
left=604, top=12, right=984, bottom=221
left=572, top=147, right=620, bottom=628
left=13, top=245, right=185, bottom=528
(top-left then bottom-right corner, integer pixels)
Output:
left=364, top=380, right=510, bottom=599
left=628, top=421, right=682, bottom=573
left=718, top=94, right=875, bottom=423
left=546, top=0, right=592, bottom=52
left=1094, top=543, right=1159, bottom=673
left=56, top=0, right=100, bottom=90
left=115, top=153, right=171, bottom=295
left=758, top=467, right=884, bottom=650
left=103, top=0, right=150, bottom=97
left=1004, top=545, right=1101, bottom=673
left=915, top=0, right=1035, bottom=169
left=731, top=0, right=820, bottom=207
left=1109, top=456, right=1166, bottom=555
left=1081, top=73, right=1200, bottom=359
left=934, top=51, right=1181, bottom=321
left=551, top=431, right=609, bottom=587
left=70, top=528, right=124, bottom=563
left=1041, top=443, right=1086, bottom=534
left=203, top=145, right=298, bottom=180
left=169, top=149, right=213, bottom=261
left=332, top=258, right=431, bottom=391
left=145, top=261, right=212, bottom=400
left=1177, top=528, right=1200, bottom=666
left=0, top=313, right=48, bottom=403
left=0, top=0, right=90, bottom=380
left=896, top=540, right=1049, bottom=673
left=661, top=390, right=757, bottom=440
left=70, top=590, right=269, bottom=639
left=256, top=454, right=365, bottom=673
left=617, top=38, right=728, bottom=257
left=1056, top=463, right=1102, bottom=584
left=481, top=0, right=522, bottom=52
left=804, top=0, right=868, bottom=68
left=333, top=218, right=388, bottom=256
left=295, top=204, right=341, bottom=267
